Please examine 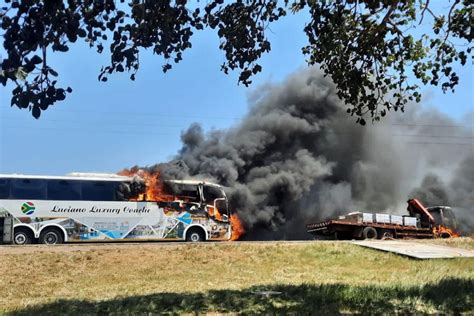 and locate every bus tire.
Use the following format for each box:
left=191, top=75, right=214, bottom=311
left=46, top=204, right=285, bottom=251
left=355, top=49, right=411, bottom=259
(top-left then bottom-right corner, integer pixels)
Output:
left=362, top=227, right=378, bottom=240
left=186, top=227, right=206, bottom=242
left=39, top=227, right=64, bottom=245
left=14, top=227, right=34, bottom=245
